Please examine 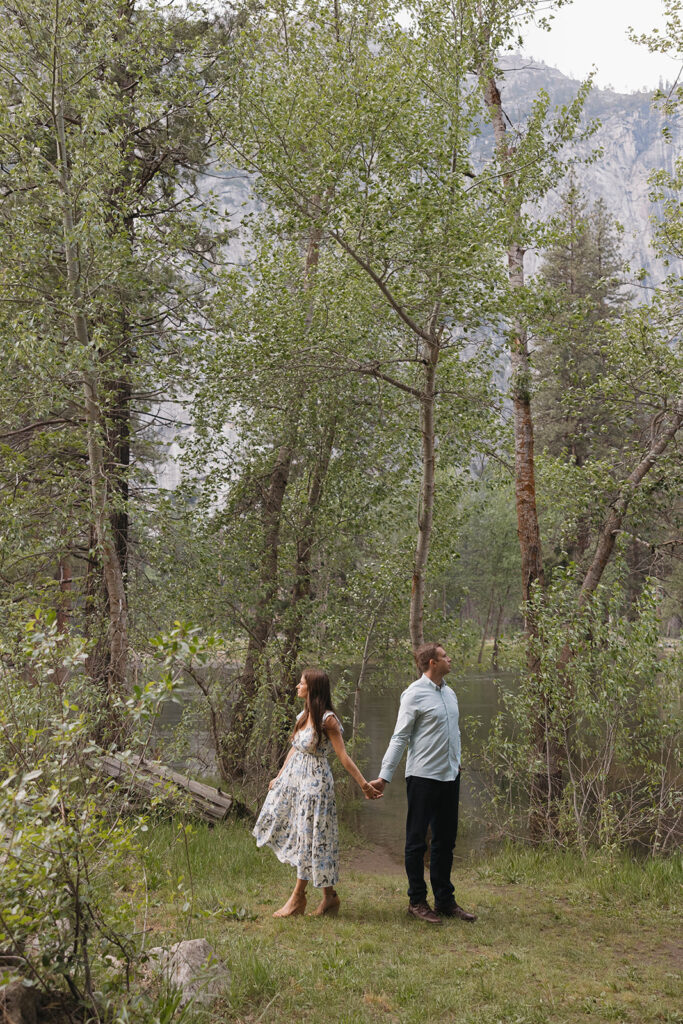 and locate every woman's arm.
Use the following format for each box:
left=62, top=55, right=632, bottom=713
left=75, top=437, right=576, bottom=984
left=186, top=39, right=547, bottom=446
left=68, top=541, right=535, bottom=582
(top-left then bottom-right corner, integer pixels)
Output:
left=269, top=746, right=295, bottom=789
left=324, top=717, right=382, bottom=799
